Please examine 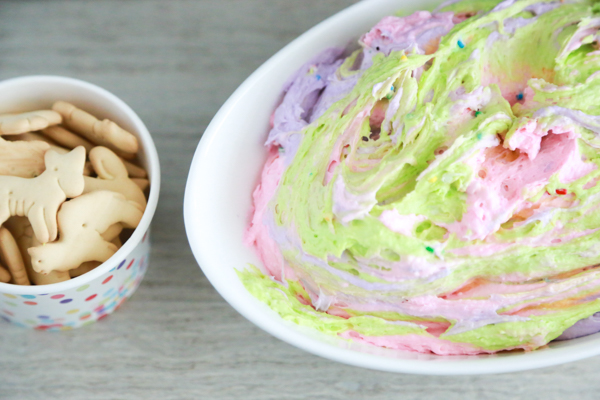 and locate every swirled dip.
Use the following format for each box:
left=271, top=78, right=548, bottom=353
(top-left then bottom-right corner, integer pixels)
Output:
left=243, top=0, right=600, bottom=354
